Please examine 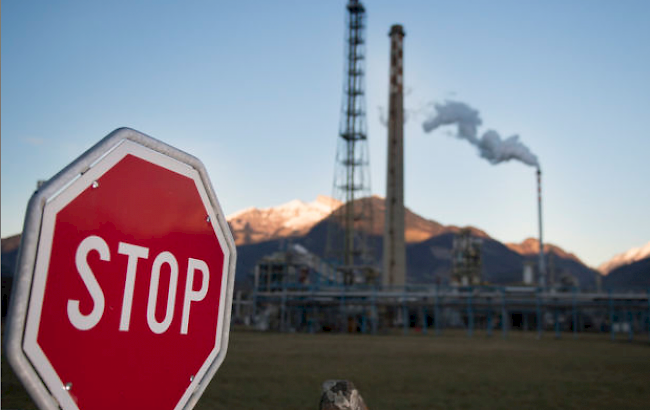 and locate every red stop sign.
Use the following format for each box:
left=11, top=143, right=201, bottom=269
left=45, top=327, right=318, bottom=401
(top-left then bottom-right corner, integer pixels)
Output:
left=7, top=129, right=235, bottom=410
